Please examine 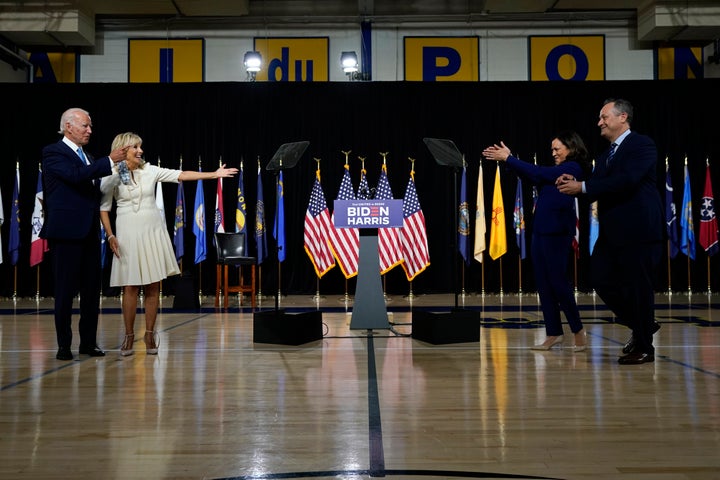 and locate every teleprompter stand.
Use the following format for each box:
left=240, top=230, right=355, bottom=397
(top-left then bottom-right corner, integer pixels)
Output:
left=411, top=138, right=479, bottom=344
left=253, top=141, right=323, bottom=346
